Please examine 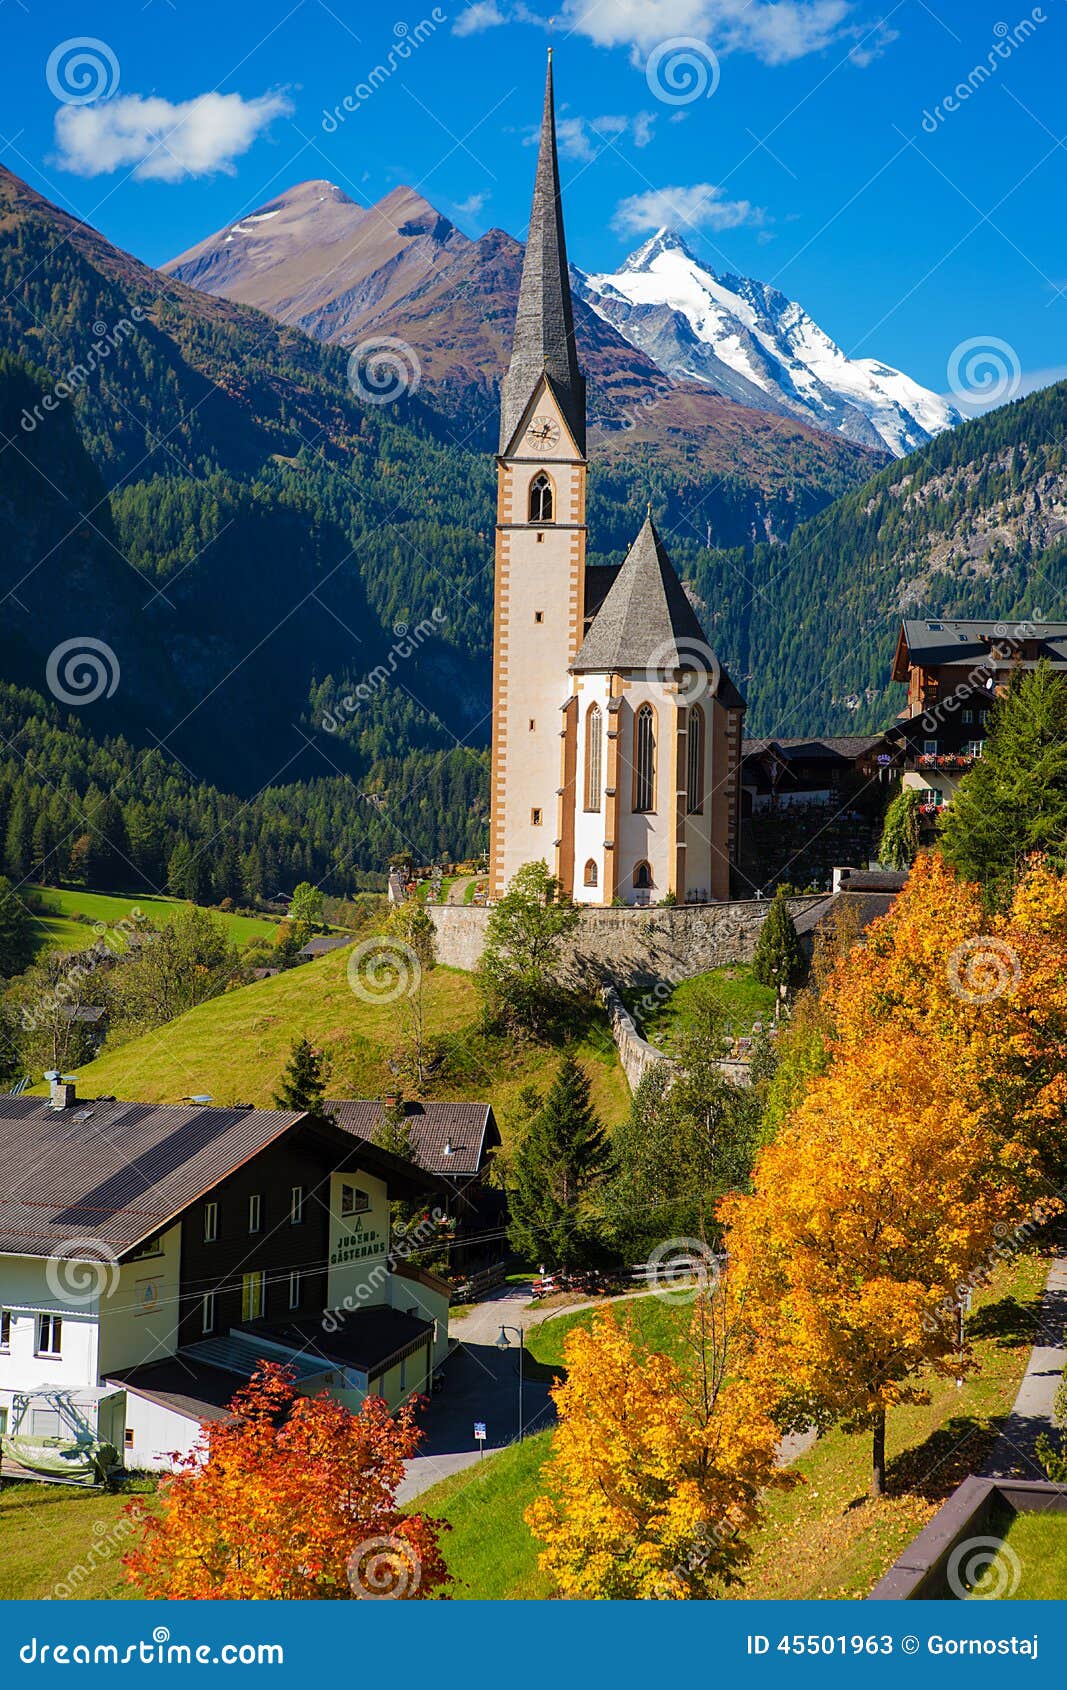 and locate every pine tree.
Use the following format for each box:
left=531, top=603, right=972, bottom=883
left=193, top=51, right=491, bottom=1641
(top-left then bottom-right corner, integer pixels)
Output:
left=0, top=875, right=35, bottom=979
left=508, top=1055, right=609, bottom=1270
left=940, top=664, right=1067, bottom=904
left=752, top=886, right=805, bottom=995
left=273, top=1037, right=332, bottom=1124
